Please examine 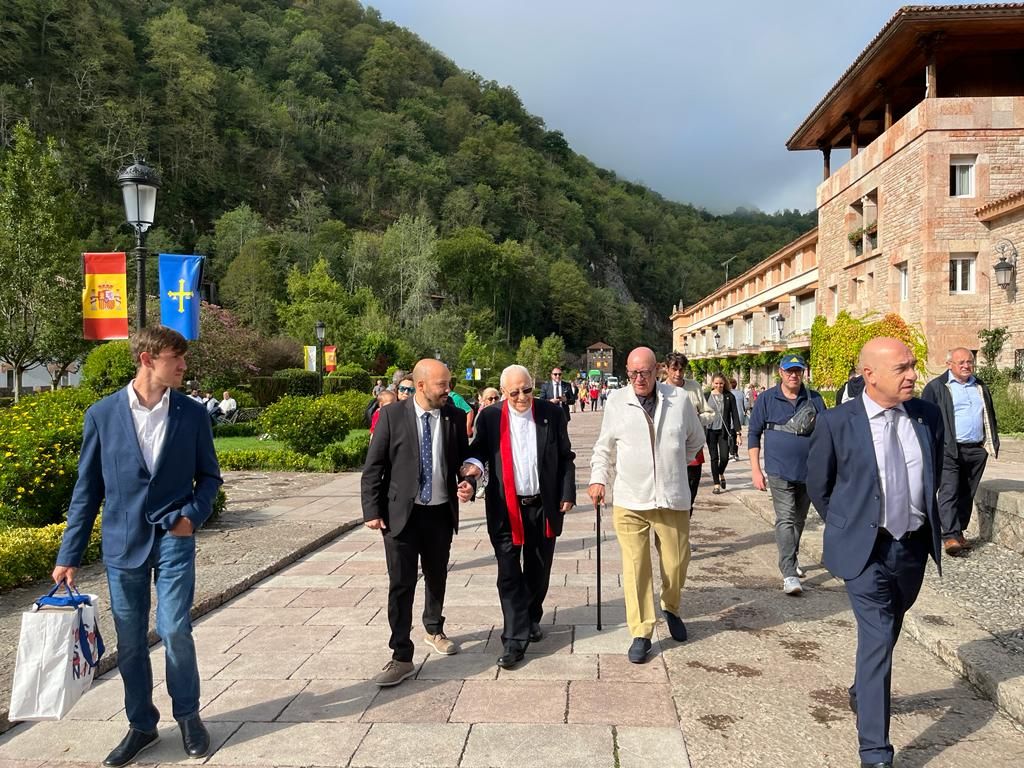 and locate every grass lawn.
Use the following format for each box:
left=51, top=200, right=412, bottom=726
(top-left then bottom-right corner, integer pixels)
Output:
left=214, top=436, right=286, bottom=452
